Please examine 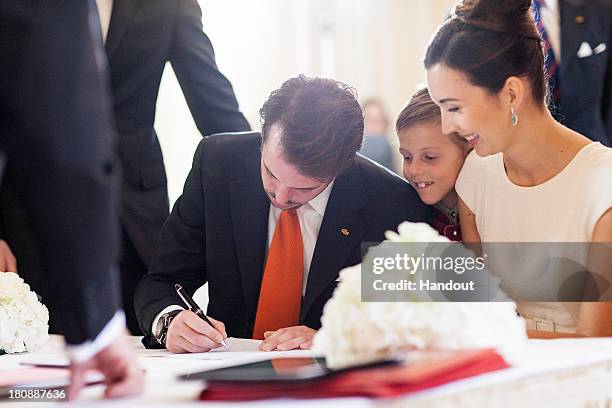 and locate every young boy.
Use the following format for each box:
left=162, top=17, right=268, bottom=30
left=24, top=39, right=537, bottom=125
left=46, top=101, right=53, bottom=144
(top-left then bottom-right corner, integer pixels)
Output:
left=396, top=87, right=470, bottom=241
